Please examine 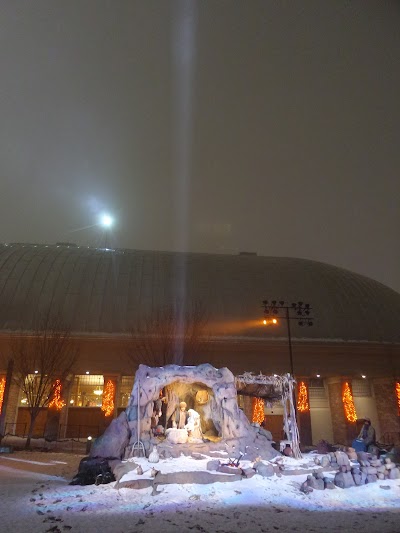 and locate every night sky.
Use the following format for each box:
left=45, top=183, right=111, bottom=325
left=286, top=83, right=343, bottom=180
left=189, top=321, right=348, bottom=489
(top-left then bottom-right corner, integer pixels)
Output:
left=1, top=1, right=399, bottom=292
